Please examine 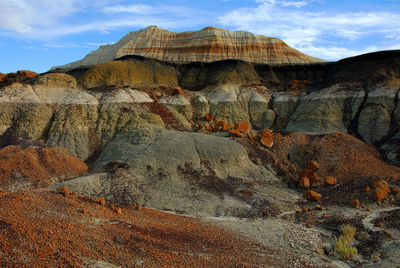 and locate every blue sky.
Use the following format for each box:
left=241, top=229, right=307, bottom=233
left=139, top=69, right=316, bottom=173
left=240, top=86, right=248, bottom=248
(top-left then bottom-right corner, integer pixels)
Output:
left=1, top=0, right=400, bottom=73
